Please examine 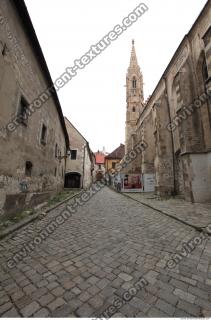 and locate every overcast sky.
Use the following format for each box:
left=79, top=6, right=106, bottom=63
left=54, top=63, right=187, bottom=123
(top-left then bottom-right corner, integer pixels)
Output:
left=25, top=0, right=207, bottom=153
